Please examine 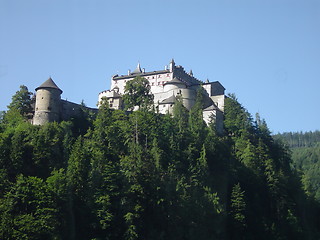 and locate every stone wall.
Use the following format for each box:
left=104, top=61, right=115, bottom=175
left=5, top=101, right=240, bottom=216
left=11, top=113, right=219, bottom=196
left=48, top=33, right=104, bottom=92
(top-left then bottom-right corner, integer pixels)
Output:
left=61, top=100, right=98, bottom=121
